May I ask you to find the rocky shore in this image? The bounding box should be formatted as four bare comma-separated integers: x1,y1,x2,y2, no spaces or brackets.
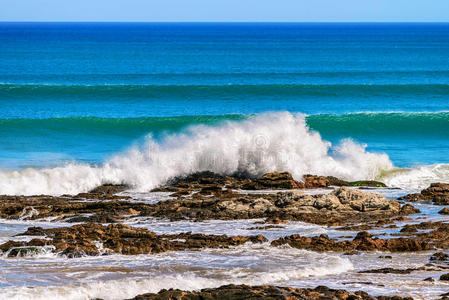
128,284,413,300
0,172,413,226
0,223,266,257
1,171,448,299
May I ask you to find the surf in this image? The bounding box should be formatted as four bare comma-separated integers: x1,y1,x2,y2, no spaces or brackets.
0,112,393,195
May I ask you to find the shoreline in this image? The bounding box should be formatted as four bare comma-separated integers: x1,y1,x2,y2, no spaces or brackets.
0,171,448,299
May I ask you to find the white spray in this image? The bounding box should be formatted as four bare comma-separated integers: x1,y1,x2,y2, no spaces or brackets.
0,112,393,196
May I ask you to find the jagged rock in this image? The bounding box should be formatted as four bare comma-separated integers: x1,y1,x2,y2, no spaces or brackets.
439,207,449,215
88,184,129,195
359,268,418,274
128,284,412,300
0,223,267,257
399,183,449,205
348,181,387,187
0,195,149,222
271,231,431,252
400,204,421,215
440,273,449,281
430,252,449,261
0,185,416,227
241,172,304,190
325,176,351,186
303,174,329,188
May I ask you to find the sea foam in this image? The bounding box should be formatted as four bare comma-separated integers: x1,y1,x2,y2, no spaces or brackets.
0,112,394,195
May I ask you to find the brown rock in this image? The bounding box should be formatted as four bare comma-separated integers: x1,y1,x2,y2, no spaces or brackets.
439,207,449,215
271,231,431,252
440,273,449,281
127,284,411,300
399,183,449,205
0,223,267,257
242,172,304,190
303,174,329,188
430,252,449,262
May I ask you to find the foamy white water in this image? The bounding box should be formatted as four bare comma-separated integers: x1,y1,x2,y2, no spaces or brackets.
381,163,449,189
0,112,394,196
0,244,353,300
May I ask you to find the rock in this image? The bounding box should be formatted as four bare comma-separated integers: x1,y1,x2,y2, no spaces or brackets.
332,187,399,212
440,273,449,281
423,277,435,282
127,284,411,300
359,268,418,274
399,183,449,205
348,180,387,187
241,172,304,190
430,252,449,262
88,184,128,195
439,207,449,215
400,204,421,215
136,186,411,226
0,223,267,257
302,174,329,188
271,231,431,252
324,176,350,186
0,185,415,227
400,225,418,233
0,195,149,222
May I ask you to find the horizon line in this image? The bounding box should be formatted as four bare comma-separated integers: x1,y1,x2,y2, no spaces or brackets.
1,21,449,24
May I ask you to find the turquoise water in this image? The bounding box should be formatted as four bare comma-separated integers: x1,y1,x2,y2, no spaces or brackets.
1,23,449,193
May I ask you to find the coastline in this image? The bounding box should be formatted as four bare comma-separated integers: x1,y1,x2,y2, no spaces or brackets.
0,171,448,299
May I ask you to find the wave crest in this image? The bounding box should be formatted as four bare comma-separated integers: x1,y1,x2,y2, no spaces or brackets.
0,112,393,196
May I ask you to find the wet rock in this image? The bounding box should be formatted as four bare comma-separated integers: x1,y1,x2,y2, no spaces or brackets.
400,225,418,233
241,172,304,190
430,252,449,262
246,225,285,230
359,268,418,274
325,176,350,186
128,284,411,300
439,207,449,215
88,184,129,195
0,192,146,222
399,183,449,205
424,277,435,282
0,184,416,227
302,174,329,188
0,223,267,257
271,231,431,252
440,273,449,281
348,180,387,187
400,204,421,215
138,186,413,226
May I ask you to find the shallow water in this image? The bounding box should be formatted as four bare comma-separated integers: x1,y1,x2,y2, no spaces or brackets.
0,188,448,299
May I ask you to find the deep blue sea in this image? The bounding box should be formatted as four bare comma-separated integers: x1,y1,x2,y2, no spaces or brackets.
1,22,449,194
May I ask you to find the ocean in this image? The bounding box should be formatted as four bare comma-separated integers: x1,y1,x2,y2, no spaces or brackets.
1,23,449,300
1,23,449,194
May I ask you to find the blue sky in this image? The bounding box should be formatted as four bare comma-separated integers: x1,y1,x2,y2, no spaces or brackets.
1,0,449,22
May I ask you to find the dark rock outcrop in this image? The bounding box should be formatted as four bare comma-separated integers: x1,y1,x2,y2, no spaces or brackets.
399,183,449,205
241,172,304,190
271,231,431,253
128,284,413,300
440,273,449,281
439,207,449,215
141,187,412,225
0,223,267,257
0,185,415,227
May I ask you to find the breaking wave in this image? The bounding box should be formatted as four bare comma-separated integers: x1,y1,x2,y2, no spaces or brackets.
0,112,393,195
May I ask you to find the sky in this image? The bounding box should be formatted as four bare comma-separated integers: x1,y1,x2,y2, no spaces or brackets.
1,0,449,22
